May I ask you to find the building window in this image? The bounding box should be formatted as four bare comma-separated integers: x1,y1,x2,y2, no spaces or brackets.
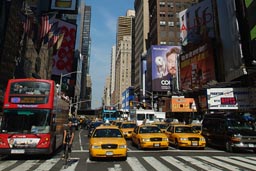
160,41,167,45
168,21,174,27
167,2,174,8
176,21,180,28
168,12,174,18
160,21,166,26
169,31,175,39
160,12,166,17
168,42,175,46
176,2,182,8
160,31,167,37
160,2,165,7
176,13,180,18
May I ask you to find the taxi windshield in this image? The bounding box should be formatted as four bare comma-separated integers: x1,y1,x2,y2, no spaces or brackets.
139,126,161,133
93,129,123,138
175,126,194,133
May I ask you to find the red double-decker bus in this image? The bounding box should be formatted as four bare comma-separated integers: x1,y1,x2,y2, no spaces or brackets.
0,79,69,155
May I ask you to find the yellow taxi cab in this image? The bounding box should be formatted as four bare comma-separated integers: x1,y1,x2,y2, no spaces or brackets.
119,121,136,139
88,124,127,161
189,123,202,134
151,121,169,132
189,120,202,134
165,124,206,149
131,124,169,150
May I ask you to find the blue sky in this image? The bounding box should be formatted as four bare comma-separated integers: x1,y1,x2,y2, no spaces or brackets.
85,0,134,109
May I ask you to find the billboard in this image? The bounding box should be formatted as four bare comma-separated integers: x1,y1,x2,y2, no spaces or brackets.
170,98,196,112
179,0,215,46
50,0,77,11
180,43,215,90
51,18,77,76
216,0,245,81
245,0,256,40
150,45,181,92
207,87,256,110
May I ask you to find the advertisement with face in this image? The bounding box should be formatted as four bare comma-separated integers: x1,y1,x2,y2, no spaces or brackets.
51,18,77,76
151,45,181,92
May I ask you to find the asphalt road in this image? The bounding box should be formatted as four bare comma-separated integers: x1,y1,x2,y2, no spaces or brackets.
0,128,255,171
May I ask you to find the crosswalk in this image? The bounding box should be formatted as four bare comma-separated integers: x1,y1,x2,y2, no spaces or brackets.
0,155,255,171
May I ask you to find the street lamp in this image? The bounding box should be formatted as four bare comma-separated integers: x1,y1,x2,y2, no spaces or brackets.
141,89,154,109
59,71,82,95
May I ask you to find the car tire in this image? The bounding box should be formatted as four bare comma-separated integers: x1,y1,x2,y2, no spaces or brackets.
131,139,136,146
89,153,95,161
122,156,127,161
175,139,179,149
138,141,143,150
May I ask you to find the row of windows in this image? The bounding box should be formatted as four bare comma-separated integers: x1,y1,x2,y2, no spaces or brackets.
160,12,181,18
160,21,180,27
159,1,194,9
160,41,180,46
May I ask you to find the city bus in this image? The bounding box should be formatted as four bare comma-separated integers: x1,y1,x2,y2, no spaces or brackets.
102,106,117,122
0,79,69,155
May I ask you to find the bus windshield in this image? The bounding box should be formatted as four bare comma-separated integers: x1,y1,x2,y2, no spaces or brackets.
10,81,50,95
1,109,51,134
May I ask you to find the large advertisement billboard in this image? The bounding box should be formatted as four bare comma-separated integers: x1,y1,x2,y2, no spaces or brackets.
179,0,215,46
207,88,256,110
216,0,245,81
51,18,76,76
180,43,215,90
170,98,197,112
151,45,181,92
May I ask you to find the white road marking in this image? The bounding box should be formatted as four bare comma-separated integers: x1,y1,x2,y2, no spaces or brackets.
143,156,171,171
161,156,197,171
197,156,241,171
126,157,147,171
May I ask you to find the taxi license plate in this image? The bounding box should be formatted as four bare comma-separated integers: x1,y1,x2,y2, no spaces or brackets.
106,151,113,156
154,143,160,147
11,149,25,154
192,141,198,146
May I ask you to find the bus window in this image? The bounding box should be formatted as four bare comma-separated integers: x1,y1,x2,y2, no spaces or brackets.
1,109,51,133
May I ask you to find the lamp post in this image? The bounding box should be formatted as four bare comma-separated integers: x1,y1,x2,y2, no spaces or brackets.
141,89,154,110
59,71,82,95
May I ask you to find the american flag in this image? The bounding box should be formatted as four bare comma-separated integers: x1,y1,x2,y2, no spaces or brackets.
48,27,61,48
40,15,51,40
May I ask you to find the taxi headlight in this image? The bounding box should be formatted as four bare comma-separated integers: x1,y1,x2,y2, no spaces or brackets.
179,137,188,141
200,137,205,141
162,138,168,141
119,144,127,148
91,145,101,149
142,138,150,142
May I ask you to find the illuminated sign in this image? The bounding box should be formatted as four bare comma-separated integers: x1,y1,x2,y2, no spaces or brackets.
220,97,236,105
207,88,256,109
10,96,48,104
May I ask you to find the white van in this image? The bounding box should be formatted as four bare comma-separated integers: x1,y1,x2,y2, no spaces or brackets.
129,109,155,125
